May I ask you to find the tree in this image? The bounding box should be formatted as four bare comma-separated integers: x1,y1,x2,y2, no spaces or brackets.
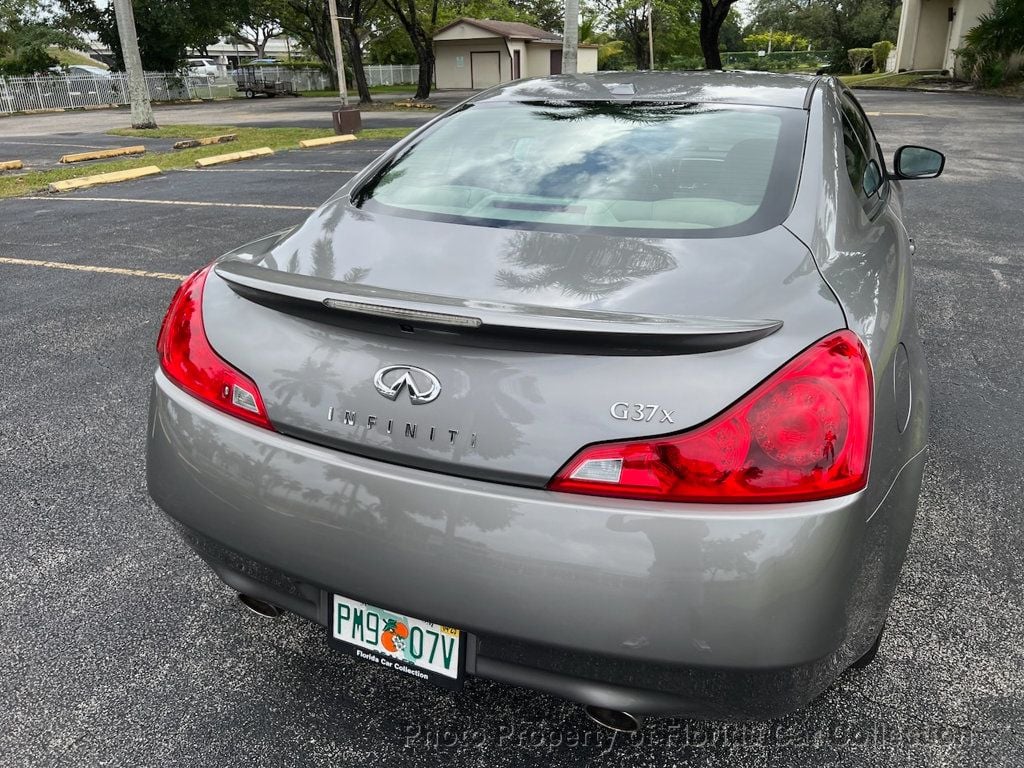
280,0,375,103
742,30,809,52
378,0,438,99
579,11,624,68
697,0,739,69
60,0,234,71
589,0,651,70
716,7,743,51
1,1,79,75
229,0,286,59
744,0,900,65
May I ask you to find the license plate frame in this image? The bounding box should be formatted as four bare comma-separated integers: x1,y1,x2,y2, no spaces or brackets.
328,593,465,690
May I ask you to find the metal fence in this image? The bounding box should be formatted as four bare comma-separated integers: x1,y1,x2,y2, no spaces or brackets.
363,64,419,86
0,68,332,114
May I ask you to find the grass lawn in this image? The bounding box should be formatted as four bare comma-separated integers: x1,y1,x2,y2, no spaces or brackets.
839,72,929,88
0,123,414,199
48,47,109,69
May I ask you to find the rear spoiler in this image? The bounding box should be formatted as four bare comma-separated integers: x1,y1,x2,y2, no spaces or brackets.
214,260,782,355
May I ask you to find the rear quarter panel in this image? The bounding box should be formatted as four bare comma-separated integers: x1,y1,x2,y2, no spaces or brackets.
784,81,929,518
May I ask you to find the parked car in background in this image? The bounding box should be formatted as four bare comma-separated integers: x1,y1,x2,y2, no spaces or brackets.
147,71,945,730
49,64,111,78
187,58,222,78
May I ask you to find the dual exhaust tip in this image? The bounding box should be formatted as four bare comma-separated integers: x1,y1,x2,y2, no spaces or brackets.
237,593,643,733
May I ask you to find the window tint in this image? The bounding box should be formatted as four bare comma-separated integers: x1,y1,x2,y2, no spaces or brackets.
357,101,805,237
840,113,870,194
840,91,886,207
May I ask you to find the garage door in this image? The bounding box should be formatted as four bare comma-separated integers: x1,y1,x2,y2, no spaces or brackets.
471,52,501,89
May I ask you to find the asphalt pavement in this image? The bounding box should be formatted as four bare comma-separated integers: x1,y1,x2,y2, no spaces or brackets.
0,90,1022,768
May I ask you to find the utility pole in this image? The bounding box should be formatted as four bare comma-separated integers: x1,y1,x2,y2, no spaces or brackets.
561,0,579,75
326,0,349,107
111,0,155,128
647,1,655,70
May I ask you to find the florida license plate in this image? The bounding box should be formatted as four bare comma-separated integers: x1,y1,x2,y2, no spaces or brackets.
330,594,464,689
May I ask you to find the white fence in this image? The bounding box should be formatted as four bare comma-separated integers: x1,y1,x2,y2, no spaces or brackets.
0,65,420,115
363,64,419,86
0,68,329,114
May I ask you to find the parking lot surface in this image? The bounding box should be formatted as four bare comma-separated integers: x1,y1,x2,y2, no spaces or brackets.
1,90,1022,767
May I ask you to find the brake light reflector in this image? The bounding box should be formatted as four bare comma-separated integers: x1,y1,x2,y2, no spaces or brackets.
157,264,274,430
549,331,872,503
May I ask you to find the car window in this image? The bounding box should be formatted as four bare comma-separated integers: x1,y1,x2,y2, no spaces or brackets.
839,91,887,209
357,101,806,238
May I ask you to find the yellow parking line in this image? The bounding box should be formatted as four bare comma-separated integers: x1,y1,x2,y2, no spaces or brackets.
0,256,186,281
22,196,316,211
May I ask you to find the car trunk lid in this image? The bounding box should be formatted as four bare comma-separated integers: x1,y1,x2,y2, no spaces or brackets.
201,209,845,485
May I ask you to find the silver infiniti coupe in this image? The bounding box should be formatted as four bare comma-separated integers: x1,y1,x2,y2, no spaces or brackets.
147,72,944,728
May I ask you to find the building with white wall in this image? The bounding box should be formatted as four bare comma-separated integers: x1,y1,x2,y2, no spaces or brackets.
433,18,599,90
893,0,992,72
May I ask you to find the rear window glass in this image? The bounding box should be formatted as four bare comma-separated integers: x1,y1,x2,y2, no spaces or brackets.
356,101,805,237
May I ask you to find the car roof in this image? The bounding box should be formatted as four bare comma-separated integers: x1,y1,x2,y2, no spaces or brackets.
474,71,819,110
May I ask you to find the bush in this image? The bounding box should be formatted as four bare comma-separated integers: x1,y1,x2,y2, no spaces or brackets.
721,50,829,71
665,55,706,70
956,0,1024,86
742,32,811,53
847,48,873,74
872,41,894,73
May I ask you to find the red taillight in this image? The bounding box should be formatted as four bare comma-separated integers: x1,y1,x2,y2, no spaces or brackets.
157,264,274,430
548,331,873,504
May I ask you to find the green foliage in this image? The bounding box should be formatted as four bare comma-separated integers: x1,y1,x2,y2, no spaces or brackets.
722,49,828,71
59,0,238,71
717,8,744,52
579,12,625,68
847,46,872,73
742,31,810,52
745,0,900,70
956,0,1024,86
871,40,892,72
1,1,80,75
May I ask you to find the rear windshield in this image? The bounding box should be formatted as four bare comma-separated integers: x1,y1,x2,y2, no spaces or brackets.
356,101,806,238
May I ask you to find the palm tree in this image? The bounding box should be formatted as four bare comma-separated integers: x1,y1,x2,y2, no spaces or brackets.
579,13,625,69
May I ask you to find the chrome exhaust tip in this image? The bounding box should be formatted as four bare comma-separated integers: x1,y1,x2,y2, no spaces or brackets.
584,705,644,734
237,593,282,618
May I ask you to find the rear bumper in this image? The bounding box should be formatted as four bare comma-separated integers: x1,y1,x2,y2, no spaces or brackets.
147,371,903,718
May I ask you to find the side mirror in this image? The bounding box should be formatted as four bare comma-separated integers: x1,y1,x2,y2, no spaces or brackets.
894,146,945,180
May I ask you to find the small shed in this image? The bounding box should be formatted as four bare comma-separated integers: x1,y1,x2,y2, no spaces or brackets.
433,18,599,90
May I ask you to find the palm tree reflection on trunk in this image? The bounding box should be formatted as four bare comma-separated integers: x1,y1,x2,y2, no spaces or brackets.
496,230,676,300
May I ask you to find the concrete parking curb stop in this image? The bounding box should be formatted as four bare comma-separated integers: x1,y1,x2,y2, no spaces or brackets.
0,160,24,172
47,165,162,193
195,147,274,167
299,135,357,148
173,134,238,150
59,146,146,164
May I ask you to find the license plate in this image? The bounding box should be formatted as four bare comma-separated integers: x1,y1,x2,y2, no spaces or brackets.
330,594,464,689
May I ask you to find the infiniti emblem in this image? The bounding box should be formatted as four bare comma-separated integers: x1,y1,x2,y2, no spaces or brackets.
373,365,442,404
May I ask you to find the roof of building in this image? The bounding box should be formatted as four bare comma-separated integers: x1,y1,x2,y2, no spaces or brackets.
471,71,822,110
434,18,562,42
